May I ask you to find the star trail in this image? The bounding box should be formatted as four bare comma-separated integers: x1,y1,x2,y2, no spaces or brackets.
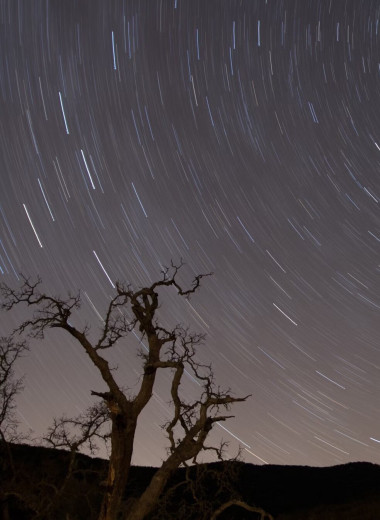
0,0,379,467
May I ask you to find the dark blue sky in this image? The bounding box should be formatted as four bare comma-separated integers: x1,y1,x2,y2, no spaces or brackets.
0,0,379,466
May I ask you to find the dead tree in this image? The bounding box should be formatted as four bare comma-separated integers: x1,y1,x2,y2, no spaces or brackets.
0,336,28,475
32,403,110,519
0,336,28,444
1,262,250,520
0,336,29,520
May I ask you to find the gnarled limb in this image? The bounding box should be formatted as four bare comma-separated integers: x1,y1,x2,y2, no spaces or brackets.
211,500,274,520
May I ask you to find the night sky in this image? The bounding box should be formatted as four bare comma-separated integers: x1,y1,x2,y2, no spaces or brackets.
0,0,379,468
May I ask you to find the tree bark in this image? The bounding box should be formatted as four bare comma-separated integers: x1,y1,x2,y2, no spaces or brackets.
98,414,136,520
125,438,199,520
125,459,178,520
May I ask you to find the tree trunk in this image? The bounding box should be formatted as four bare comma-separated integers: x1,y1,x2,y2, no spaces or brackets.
125,447,192,520
124,466,172,520
98,415,136,520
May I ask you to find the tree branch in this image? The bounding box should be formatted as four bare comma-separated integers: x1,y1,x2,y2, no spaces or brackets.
95,293,136,350
211,500,274,520
44,401,110,454
0,336,28,442
1,275,81,339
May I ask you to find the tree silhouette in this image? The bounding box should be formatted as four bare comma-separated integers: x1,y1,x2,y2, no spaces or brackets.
1,262,249,520
0,336,29,519
0,336,27,445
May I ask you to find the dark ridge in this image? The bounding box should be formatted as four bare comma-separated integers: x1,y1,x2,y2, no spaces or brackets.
1,442,379,519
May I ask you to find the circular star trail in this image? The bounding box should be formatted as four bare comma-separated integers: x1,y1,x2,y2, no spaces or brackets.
0,0,379,467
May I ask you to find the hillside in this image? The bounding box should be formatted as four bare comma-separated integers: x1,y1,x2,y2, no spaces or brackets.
1,443,379,519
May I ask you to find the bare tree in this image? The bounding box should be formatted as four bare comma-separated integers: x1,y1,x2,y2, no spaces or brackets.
1,262,249,520
0,336,29,520
0,335,28,482
21,402,110,520
0,336,28,444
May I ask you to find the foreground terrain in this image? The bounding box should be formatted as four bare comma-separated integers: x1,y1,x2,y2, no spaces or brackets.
1,443,379,519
